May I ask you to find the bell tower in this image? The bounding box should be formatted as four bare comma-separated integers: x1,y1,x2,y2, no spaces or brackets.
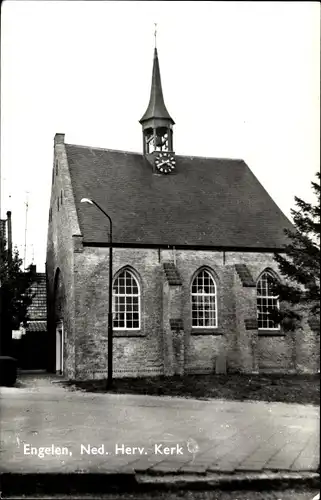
139,33,176,174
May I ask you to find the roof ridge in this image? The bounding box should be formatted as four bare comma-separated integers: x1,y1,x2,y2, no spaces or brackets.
65,143,143,156
176,153,244,162
66,143,244,162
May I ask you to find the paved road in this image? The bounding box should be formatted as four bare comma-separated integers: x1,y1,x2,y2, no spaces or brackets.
0,373,319,474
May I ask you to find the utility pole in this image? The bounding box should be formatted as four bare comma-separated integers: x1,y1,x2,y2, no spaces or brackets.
23,192,29,270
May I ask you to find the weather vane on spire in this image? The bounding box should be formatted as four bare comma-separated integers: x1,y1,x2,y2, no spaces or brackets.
154,23,157,48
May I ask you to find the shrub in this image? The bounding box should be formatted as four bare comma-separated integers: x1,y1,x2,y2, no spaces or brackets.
0,356,17,386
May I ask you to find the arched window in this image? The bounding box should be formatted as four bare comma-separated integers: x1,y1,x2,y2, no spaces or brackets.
113,269,140,330
191,269,217,328
257,271,279,329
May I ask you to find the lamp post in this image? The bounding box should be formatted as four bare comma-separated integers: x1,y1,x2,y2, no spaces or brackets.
80,198,113,390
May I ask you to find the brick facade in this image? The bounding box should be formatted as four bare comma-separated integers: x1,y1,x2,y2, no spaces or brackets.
46,140,319,379
46,134,82,378
47,227,319,378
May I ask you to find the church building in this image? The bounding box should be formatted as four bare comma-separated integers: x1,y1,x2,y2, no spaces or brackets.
46,46,319,379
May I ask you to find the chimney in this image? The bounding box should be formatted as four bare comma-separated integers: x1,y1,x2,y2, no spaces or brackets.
29,264,37,275
54,133,65,145
6,211,12,263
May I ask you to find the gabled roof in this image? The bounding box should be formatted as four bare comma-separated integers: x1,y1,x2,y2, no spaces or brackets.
27,321,47,332
66,143,293,249
27,273,47,320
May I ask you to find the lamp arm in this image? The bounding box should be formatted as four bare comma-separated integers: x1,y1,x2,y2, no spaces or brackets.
91,200,112,237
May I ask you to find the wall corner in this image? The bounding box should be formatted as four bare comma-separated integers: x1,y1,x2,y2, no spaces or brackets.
72,235,84,253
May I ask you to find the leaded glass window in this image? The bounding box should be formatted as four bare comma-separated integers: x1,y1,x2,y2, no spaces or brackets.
191,269,217,328
257,271,279,329
113,269,140,329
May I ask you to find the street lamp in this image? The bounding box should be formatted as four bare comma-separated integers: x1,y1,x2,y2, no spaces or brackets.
80,198,113,390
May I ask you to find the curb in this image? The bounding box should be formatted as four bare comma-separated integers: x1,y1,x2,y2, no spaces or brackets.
137,471,320,490
1,471,319,496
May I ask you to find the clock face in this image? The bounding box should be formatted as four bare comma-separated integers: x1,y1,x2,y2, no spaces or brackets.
155,151,176,174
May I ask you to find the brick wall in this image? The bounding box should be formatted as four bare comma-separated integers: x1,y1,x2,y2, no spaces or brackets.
73,247,164,379
46,135,82,378
47,151,319,378
257,336,294,373
295,317,320,373
226,252,295,373
233,264,257,373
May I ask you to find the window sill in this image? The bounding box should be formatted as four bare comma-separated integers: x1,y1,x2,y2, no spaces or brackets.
258,329,285,337
114,330,145,338
191,328,223,336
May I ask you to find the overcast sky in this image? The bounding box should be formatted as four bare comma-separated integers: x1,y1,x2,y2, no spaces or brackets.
1,1,320,272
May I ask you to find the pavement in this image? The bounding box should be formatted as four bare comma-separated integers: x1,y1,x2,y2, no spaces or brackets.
0,372,319,494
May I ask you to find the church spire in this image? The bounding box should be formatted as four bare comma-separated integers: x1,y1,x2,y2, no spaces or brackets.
139,48,174,124
140,40,175,156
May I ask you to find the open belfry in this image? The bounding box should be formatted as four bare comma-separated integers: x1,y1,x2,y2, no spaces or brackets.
46,35,319,379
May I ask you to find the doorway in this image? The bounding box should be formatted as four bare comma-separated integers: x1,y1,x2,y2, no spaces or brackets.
55,322,64,374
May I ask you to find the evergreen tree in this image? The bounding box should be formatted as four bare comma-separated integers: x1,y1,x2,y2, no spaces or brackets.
273,172,320,328
0,245,34,354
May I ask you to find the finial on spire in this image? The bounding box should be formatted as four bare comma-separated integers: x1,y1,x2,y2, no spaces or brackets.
154,23,157,48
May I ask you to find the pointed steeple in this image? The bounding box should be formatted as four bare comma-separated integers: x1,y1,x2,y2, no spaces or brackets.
140,46,175,156
140,48,174,124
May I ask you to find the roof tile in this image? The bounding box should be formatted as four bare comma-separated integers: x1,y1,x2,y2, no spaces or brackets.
244,318,258,330
27,321,47,332
235,264,256,287
163,263,182,286
170,319,184,331
27,273,47,320
66,144,294,249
